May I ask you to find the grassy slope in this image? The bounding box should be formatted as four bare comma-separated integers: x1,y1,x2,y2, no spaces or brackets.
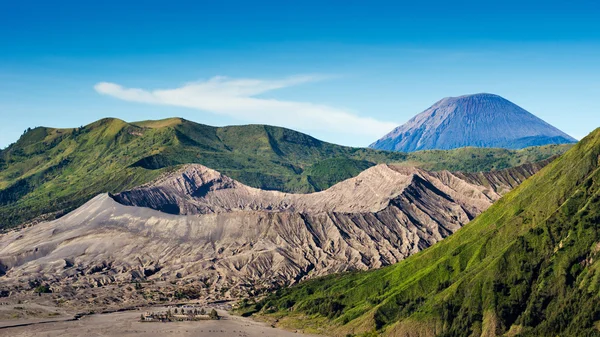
0,117,570,230
246,128,600,337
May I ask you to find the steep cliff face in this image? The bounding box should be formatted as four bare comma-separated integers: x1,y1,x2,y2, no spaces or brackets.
370,93,576,152
0,162,549,300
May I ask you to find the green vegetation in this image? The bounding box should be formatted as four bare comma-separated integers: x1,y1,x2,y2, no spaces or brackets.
0,117,570,230
34,284,51,294
246,127,600,336
302,158,376,191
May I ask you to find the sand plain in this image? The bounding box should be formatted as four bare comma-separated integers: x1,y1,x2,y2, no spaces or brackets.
0,305,318,337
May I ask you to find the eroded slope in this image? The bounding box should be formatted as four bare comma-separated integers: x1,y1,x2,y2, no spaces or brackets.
0,162,547,303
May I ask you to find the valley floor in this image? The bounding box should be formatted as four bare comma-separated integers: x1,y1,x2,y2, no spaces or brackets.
0,303,320,337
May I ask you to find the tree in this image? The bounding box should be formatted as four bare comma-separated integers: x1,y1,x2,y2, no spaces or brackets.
209,309,219,320
140,314,144,321
174,308,178,314
199,308,206,315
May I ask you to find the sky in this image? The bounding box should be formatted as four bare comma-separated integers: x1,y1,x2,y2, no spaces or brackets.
1,0,600,148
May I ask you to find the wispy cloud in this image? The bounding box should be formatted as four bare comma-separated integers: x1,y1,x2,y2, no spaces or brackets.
94,75,397,137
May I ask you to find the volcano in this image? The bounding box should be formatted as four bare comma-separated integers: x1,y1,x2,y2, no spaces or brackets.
370,93,576,152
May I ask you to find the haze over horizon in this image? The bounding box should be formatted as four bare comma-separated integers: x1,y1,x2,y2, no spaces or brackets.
1,1,600,148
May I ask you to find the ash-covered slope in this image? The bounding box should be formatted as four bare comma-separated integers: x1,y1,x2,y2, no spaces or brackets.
0,162,548,300
370,93,576,152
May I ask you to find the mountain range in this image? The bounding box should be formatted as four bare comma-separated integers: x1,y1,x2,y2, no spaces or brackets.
0,117,569,230
0,109,593,337
370,93,577,152
249,127,600,337
0,160,547,304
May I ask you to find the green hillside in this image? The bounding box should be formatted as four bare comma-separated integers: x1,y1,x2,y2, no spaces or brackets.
0,117,570,230
244,127,600,337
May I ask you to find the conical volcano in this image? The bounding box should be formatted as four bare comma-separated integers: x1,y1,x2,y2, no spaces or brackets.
370,93,576,152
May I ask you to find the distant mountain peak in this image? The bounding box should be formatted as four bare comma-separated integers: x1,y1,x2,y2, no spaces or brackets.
370,93,576,152
439,93,501,101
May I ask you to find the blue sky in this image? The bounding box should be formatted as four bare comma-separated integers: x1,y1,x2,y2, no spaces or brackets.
1,0,599,148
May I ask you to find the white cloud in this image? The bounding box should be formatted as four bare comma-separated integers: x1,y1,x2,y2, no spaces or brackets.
94,75,397,137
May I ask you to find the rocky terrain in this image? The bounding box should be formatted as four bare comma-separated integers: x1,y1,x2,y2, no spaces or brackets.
370,93,576,152
0,161,549,303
